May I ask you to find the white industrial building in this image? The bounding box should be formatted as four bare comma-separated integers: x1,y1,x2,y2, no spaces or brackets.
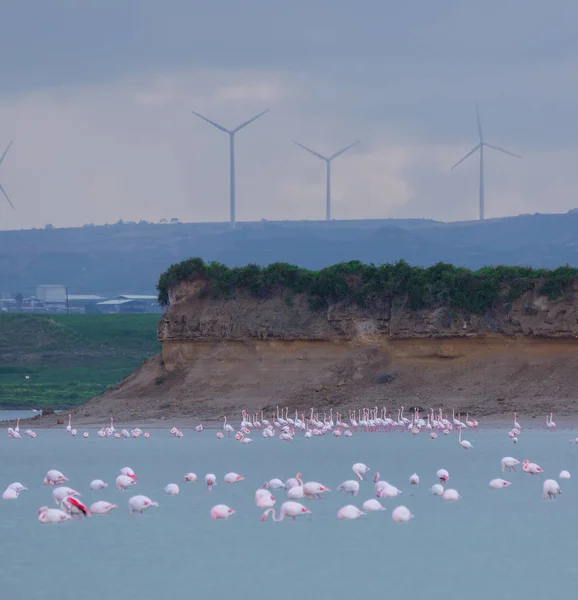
36,285,67,304
93,294,160,313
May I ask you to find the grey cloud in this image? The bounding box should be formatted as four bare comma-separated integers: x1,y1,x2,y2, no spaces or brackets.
1,2,578,228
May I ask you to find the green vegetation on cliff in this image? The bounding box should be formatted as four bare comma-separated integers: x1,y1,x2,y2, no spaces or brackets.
0,314,160,408
157,257,578,313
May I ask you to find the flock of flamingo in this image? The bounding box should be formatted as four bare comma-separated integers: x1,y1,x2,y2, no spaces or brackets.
3,406,571,523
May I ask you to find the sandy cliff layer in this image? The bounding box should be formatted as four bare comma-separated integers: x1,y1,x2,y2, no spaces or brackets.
44,278,576,425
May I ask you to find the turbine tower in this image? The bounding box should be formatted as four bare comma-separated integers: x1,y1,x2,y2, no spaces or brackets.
293,140,360,221
191,109,268,229
0,141,14,210
451,105,521,220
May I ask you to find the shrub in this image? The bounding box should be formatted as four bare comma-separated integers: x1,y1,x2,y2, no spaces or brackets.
156,258,578,314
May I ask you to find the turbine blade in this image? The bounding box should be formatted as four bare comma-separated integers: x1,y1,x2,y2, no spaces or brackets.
293,141,328,161
191,111,230,134
450,144,480,170
330,140,361,161
476,103,483,141
0,141,13,168
232,109,269,133
484,143,522,159
0,184,15,209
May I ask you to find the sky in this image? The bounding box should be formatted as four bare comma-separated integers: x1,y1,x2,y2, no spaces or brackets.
1,0,578,230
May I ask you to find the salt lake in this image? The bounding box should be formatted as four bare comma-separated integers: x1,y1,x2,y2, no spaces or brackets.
0,424,576,600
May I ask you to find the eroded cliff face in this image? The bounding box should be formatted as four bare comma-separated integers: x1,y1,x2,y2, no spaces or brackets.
145,278,578,417
159,278,578,349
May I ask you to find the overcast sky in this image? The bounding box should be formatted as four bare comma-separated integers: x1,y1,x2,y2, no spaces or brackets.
1,1,577,230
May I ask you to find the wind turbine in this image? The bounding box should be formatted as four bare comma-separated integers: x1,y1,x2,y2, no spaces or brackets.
0,141,14,210
191,109,268,229
293,140,360,221
451,105,521,220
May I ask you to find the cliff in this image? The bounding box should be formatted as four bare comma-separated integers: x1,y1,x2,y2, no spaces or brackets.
159,278,578,344
40,261,578,425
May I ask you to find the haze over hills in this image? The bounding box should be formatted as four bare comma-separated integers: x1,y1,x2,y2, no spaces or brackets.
1,211,577,297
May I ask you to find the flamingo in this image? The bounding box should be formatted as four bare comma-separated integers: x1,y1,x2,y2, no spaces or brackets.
489,479,512,489
352,463,370,480
377,484,401,499
559,470,571,479
89,501,117,514
61,497,90,518
303,480,331,500
501,457,520,472
373,472,390,495
409,473,419,485
546,413,556,431
90,479,107,490
287,473,305,499
65,414,72,434
362,499,386,511
2,488,19,499
184,473,198,482
164,484,180,495
514,412,521,430
431,484,444,496
263,478,285,490
542,479,561,499
458,427,473,449
223,416,234,438
391,506,413,522
116,475,136,490
128,495,158,514
223,472,244,484
38,506,71,524
210,504,235,519
337,505,365,520
443,489,460,501
522,459,543,475
436,469,449,483
260,501,311,521
255,489,276,508
205,474,217,491
337,480,360,496
43,470,68,486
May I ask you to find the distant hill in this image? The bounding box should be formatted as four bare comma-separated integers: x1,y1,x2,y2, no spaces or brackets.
1,212,577,296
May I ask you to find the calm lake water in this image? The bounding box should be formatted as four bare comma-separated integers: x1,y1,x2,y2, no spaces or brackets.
0,426,576,600
0,409,42,422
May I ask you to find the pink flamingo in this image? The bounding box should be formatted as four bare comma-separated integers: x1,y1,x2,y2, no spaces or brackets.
261,501,311,521
210,504,235,519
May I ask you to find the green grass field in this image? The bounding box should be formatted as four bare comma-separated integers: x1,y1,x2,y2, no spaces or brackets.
0,313,161,408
